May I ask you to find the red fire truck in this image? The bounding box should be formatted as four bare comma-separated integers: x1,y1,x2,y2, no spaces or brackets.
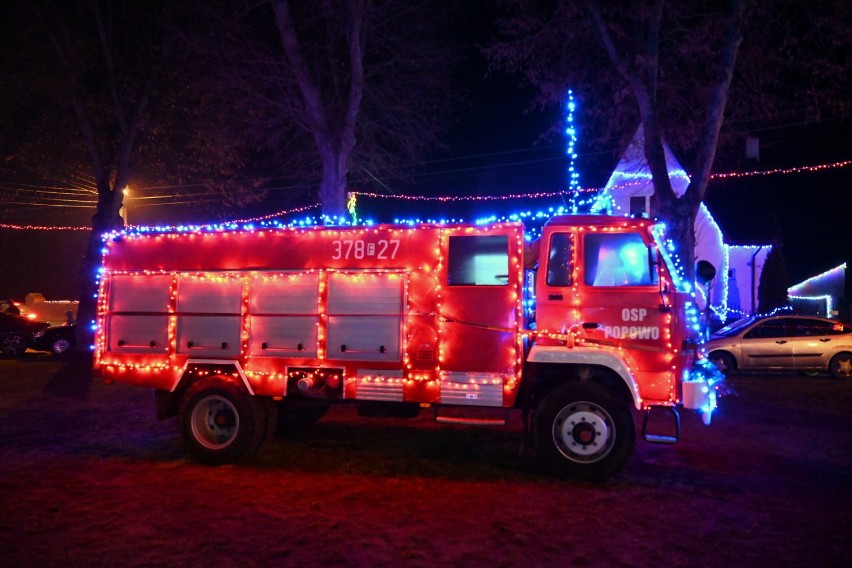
94,215,719,480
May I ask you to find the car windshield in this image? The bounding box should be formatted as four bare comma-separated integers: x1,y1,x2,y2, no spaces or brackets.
713,316,758,337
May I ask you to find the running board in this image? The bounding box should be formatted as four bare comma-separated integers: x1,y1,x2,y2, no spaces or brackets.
435,415,507,426
642,406,680,444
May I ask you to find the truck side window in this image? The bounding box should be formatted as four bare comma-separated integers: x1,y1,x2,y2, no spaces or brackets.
584,233,655,287
447,235,509,286
546,233,573,286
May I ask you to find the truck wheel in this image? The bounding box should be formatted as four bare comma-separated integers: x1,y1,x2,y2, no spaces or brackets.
533,382,635,482
178,377,268,465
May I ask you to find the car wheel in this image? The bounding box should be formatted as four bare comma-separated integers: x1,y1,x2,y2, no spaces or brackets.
828,352,852,379
178,376,270,465
1,333,27,357
50,337,73,357
709,351,736,376
533,381,635,482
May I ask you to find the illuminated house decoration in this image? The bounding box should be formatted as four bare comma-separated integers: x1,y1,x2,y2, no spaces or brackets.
788,262,849,319
595,126,777,321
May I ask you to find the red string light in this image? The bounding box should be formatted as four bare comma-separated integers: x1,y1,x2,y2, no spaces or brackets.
2,160,848,230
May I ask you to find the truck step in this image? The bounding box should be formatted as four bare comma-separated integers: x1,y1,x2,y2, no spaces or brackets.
642,405,681,444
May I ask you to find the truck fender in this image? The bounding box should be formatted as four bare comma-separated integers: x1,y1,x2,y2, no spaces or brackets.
154,361,257,421
171,359,255,395
526,344,642,409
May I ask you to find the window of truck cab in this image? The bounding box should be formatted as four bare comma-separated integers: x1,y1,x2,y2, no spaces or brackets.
545,232,573,287
447,235,509,286
583,232,657,287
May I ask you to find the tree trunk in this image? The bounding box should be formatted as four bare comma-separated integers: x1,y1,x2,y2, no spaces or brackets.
319,148,349,218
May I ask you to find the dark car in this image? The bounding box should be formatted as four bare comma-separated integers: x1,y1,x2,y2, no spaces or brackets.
30,324,76,357
702,315,852,379
0,312,50,356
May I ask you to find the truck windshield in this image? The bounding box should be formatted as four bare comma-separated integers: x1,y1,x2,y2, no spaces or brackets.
650,223,691,293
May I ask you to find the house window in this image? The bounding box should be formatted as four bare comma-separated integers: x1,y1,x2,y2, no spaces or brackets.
447,235,509,286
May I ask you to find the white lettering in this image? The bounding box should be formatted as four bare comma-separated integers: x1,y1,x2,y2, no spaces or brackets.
332,239,401,260
602,325,660,340
621,308,648,322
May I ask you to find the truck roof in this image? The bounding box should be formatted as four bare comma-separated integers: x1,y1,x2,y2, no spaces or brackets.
544,215,656,228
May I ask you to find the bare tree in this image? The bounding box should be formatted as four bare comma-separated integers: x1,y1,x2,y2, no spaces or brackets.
487,0,850,278
6,1,261,349
193,0,463,217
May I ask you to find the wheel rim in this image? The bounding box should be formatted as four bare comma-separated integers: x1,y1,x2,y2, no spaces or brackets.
2,334,25,355
832,355,852,378
190,395,240,449
552,401,614,463
52,339,72,354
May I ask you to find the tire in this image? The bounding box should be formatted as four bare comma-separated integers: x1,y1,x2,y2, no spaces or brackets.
709,351,736,376
178,376,269,465
533,382,635,482
1,333,27,357
829,352,852,379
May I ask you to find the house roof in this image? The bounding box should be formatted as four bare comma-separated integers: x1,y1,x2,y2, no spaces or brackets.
604,126,780,247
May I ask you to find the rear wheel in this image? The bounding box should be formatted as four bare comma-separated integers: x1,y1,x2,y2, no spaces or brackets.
178,377,269,465
50,337,73,357
829,352,852,379
709,351,736,376
533,382,635,481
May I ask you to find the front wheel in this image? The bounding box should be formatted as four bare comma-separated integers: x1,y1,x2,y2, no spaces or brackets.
533,382,635,481
829,352,852,379
1,333,26,357
178,377,271,465
709,351,736,376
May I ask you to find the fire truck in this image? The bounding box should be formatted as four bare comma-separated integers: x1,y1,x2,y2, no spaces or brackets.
94,215,719,480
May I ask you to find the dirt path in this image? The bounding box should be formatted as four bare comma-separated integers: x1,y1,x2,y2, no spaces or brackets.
2,355,851,567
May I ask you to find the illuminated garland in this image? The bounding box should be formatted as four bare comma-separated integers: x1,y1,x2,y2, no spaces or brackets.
789,294,833,316
788,262,846,295
4,160,849,231
564,90,585,214
0,223,90,231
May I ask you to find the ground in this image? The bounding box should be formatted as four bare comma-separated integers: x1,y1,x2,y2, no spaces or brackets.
1,354,851,567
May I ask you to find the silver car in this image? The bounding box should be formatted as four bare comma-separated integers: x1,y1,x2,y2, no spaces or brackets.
703,315,852,379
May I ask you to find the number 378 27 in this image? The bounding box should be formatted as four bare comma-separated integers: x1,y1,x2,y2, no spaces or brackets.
331,239,400,260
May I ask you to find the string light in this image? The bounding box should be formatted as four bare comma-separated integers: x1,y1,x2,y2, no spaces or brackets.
3,160,848,231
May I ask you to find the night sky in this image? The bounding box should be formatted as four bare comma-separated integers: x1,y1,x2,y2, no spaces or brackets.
0,3,849,299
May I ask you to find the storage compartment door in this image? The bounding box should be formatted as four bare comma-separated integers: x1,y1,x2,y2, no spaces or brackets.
176,275,243,358
106,274,172,354
248,272,319,357
326,272,404,362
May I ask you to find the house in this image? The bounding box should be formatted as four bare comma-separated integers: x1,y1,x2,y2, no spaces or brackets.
788,262,850,321
593,126,779,322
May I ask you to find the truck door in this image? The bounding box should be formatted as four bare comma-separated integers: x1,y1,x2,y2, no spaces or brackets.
575,231,669,365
